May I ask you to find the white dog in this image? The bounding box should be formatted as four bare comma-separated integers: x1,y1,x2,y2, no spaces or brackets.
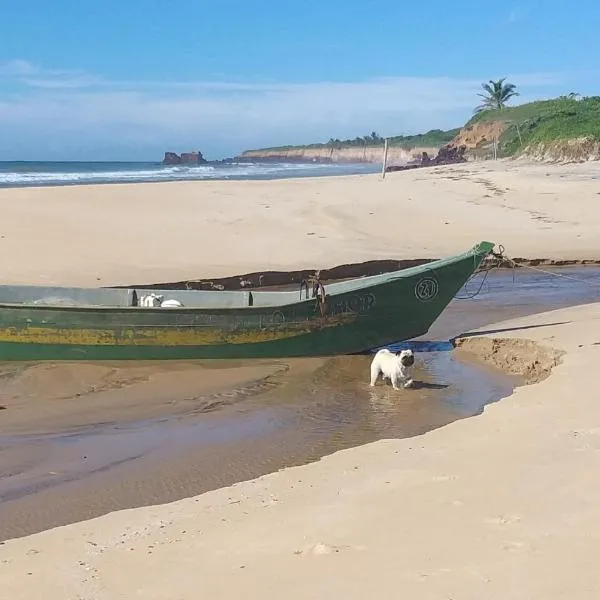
370,348,414,390
139,293,184,308
160,298,184,308
139,293,163,307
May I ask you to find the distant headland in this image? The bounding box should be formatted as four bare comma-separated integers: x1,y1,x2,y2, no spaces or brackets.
235,95,600,165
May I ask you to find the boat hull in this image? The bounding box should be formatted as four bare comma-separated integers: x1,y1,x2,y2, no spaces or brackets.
0,242,494,360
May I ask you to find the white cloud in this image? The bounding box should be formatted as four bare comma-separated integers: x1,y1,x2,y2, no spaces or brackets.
0,59,101,90
0,59,39,76
0,60,566,160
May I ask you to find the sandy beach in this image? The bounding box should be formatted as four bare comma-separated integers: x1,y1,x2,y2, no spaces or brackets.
1,159,600,597
0,303,599,598
0,159,599,287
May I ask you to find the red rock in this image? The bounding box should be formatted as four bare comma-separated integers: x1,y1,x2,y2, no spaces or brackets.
163,152,181,165
180,151,207,165
162,151,208,165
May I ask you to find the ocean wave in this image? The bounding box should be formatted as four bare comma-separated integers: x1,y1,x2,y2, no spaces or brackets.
0,165,214,186
0,161,379,188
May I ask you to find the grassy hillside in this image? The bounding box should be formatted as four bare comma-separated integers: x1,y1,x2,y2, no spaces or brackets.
466,95,600,157
243,95,600,160
387,128,460,149
247,128,460,153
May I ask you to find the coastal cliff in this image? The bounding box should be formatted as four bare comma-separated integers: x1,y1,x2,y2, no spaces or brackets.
238,96,600,166
237,128,457,164
450,96,600,161
238,145,439,164
518,138,600,162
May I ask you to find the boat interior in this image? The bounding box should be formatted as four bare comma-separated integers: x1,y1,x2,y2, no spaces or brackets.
0,271,396,309
0,248,476,309
0,267,428,309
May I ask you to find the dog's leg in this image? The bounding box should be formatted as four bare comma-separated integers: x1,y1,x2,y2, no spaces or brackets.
391,373,401,390
402,367,414,388
370,362,381,387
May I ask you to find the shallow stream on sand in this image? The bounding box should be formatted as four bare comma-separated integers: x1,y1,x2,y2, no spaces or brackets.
0,266,598,540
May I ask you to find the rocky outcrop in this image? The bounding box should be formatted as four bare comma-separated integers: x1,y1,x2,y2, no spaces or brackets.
162,151,208,165
431,145,468,164
163,152,181,165
385,144,467,173
237,146,440,165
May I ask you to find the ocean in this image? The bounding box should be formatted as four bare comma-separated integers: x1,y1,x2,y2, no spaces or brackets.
0,161,380,188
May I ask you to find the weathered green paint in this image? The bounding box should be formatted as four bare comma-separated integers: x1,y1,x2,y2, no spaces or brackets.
0,242,494,360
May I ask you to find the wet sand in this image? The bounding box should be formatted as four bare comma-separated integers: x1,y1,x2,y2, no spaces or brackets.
2,302,599,600
1,266,598,541
0,353,516,540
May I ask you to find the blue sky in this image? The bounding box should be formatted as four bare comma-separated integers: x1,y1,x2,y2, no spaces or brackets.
0,0,597,160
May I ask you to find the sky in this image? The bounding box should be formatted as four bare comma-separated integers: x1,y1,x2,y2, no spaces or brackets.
0,0,598,161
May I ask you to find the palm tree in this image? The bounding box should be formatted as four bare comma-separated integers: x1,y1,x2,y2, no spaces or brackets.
474,78,519,113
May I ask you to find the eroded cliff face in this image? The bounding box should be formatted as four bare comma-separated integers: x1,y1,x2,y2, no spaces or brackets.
449,121,508,149
517,137,600,162
449,121,600,163
446,121,509,160
238,146,440,165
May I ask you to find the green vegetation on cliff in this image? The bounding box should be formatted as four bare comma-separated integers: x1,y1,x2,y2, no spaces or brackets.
242,94,600,161
387,128,460,149
468,95,600,157
246,128,459,153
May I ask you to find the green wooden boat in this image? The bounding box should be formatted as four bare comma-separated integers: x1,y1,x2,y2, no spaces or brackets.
0,241,495,361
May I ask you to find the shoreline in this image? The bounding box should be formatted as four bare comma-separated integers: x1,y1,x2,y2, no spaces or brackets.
0,160,380,190
0,167,380,191
1,303,599,597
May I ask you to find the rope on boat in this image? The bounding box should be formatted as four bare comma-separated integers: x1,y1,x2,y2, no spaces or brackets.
300,276,328,315
456,244,600,300
455,268,494,300
505,261,600,288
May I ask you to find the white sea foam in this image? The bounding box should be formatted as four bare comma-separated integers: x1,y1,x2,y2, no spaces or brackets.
0,161,377,187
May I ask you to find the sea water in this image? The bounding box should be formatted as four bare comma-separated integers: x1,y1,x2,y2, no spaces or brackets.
0,160,380,188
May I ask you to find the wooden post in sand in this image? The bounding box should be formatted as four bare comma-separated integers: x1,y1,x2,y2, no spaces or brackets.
516,122,523,146
493,136,498,160
381,138,389,179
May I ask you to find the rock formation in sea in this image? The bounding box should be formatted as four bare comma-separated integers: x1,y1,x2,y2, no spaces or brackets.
162,151,207,165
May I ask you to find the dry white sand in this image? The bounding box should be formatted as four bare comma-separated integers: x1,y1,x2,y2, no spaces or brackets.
1,303,599,598
0,159,599,287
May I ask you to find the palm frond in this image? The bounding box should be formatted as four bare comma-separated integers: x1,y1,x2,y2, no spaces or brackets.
474,78,520,112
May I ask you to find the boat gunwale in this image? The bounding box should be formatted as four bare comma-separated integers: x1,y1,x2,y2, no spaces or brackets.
0,242,495,312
